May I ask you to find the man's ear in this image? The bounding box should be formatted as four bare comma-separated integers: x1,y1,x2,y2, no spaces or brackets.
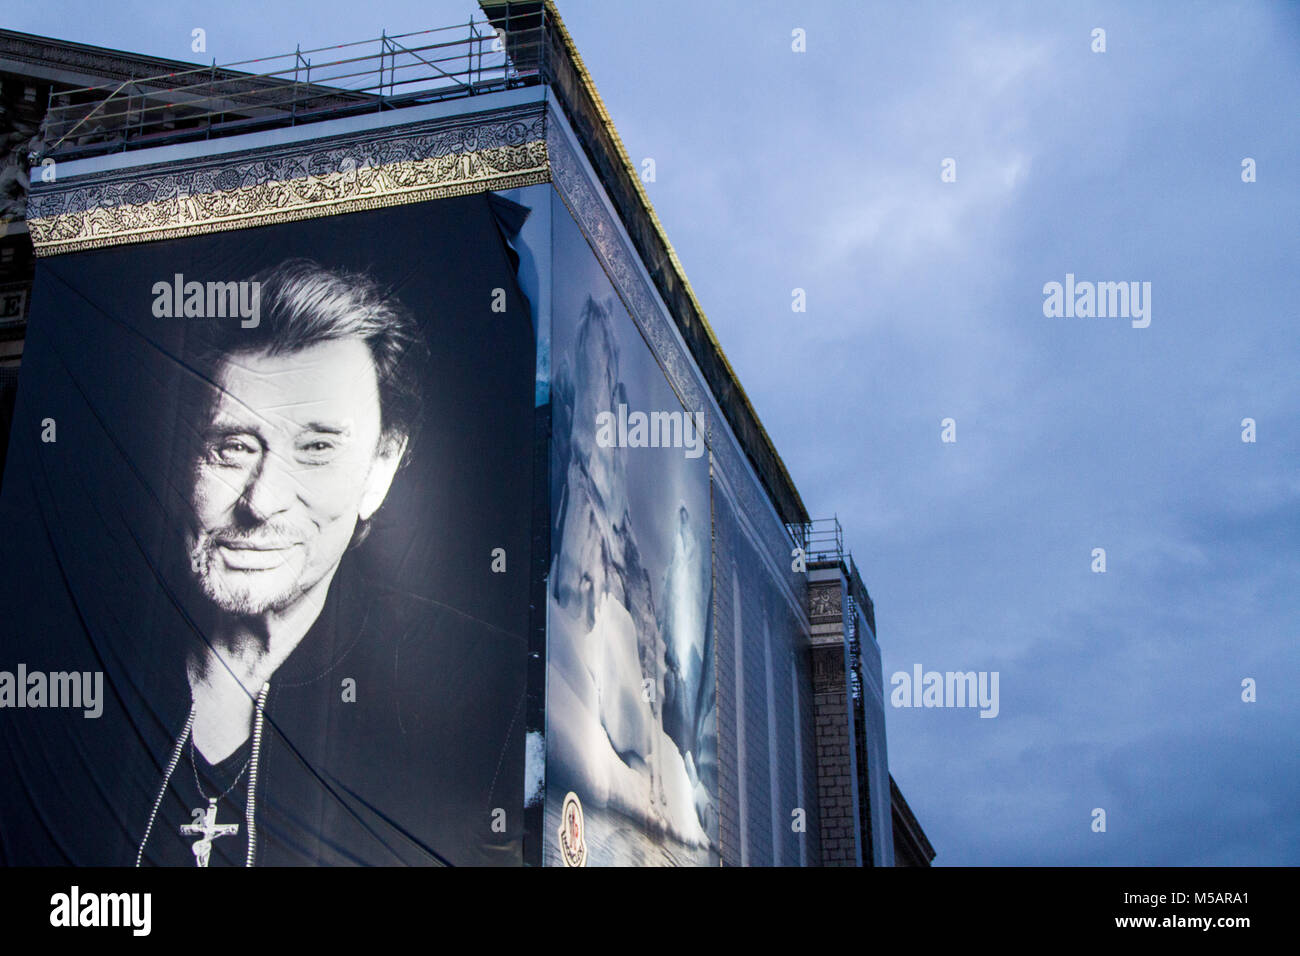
358,431,409,522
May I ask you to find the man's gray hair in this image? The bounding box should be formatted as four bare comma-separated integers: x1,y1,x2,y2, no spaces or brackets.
190,257,427,464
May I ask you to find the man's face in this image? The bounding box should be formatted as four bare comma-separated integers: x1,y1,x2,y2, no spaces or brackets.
186,338,406,617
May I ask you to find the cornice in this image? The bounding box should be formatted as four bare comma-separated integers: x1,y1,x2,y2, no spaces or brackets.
26,104,547,255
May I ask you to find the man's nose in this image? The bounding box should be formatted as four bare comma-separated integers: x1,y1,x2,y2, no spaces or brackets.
239,449,298,522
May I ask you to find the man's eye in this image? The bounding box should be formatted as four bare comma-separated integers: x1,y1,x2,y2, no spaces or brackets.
208,438,257,465
298,439,338,461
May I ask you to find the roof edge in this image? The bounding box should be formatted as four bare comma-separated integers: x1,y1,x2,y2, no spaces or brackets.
481,0,809,526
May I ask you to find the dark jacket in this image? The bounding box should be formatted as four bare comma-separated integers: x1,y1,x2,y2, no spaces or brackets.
2,555,526,867
141,555,526,867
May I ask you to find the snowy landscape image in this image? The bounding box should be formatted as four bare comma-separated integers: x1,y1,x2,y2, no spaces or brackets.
543,209,717,865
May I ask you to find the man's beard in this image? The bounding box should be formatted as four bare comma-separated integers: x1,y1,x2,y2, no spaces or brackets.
187,521,314,616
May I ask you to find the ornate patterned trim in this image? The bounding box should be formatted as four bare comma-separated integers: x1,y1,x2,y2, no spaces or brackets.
809,584,843,622
27,109,548,255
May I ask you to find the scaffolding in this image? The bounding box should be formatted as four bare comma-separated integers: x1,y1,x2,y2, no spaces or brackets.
790,512,877,660
37,15,551,162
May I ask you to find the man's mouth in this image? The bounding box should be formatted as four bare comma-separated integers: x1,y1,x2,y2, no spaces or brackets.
214,540,299,571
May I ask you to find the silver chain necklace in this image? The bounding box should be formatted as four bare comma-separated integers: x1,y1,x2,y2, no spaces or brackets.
136,682,270,868
190,736,251,803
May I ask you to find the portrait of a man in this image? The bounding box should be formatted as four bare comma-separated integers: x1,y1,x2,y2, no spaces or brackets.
127,256,526,867
179,260,422,773
0,196,536,867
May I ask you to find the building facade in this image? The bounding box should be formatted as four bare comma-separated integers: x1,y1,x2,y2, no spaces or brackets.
0,1,930,866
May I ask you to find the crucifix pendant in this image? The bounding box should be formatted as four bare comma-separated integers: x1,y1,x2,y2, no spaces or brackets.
180,797,239,867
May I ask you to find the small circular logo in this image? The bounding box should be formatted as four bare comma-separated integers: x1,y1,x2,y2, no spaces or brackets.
558,791,587,867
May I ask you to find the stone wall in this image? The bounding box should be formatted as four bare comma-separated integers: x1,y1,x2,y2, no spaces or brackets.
813,639,859,865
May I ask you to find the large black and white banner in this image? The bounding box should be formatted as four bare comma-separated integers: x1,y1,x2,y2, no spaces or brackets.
0,195,535,866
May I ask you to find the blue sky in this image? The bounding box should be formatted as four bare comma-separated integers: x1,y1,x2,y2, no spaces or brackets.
16,0,1299,864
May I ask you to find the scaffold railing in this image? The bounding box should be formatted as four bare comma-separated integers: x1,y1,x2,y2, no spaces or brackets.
789,515,877,635
37,15,550,162
788,515,844,565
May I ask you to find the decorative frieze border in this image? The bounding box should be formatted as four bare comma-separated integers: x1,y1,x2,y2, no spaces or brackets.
809,583,844,623
27,107,548,255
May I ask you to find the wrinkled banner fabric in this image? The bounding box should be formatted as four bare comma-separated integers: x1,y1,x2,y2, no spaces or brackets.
0,195,534,866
